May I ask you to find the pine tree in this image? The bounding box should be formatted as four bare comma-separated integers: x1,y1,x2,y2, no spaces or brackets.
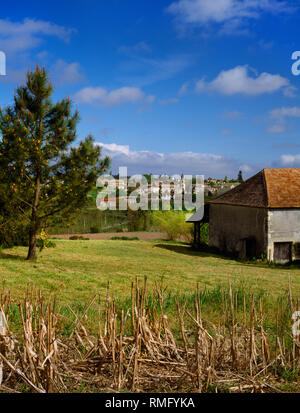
0,66,110,260
238,170,244,183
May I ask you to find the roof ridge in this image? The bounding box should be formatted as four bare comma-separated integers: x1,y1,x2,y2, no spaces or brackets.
209,169,267,208
262,169,270,208
210,170,260,201
209,168,300,208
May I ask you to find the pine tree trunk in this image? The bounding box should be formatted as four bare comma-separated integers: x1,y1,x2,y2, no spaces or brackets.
26,175,41,261
27,226,37,260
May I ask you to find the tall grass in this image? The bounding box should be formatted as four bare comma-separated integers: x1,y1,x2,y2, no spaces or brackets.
0,278,300,393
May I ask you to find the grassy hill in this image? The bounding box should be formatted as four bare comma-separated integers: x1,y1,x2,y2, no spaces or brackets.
1,238,300,304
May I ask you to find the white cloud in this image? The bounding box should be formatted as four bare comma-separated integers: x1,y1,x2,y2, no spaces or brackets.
75,87,107,104
145,95,156,104
159,98,179,105
118,42,152,55
267,106,300,134
74,86,155,107
239,163,254,174
50,59,85,85
99,142,131,156
272,143,300,149
279,154,300,167
195,65,294,96
96,141,256,178
282,85,297,98
167,0,293,35
102,87,144,106
195,78,207,92
272,153,300,168
0,18,74,54
222,110,243,119
119,54,193,87
0,19,75,84
97,142,300,177
178,81,189,95
270,106,300,119
267,123,286,134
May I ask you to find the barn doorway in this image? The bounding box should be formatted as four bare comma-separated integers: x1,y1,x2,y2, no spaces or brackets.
274,242,292,264
245,238,256,259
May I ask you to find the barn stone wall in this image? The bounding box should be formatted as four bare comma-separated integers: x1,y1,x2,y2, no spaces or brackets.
267,209,300,261
209,204,268,258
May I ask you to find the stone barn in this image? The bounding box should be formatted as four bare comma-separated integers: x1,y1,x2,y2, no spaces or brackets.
188,168,300,263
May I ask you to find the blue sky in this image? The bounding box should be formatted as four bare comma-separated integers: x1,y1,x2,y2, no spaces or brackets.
1,0,300,178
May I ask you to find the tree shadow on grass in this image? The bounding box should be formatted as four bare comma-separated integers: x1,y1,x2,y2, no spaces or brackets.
0,251,26,261
154,244,300,271
154,243,233,261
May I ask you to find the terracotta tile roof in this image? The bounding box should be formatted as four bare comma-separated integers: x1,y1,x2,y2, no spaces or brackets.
209,168,300,208
209,170,267,208
264,168,300,208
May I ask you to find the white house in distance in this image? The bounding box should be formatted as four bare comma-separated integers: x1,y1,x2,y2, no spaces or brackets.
188,168,300,263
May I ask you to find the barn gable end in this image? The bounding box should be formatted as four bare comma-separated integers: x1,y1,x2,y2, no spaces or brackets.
194,168,300,263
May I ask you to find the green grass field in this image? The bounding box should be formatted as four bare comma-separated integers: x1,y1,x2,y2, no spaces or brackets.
1,238,300,379
1,238,300,304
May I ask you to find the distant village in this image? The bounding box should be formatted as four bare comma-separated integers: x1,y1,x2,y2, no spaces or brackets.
101,173,243,204
201,177,240,198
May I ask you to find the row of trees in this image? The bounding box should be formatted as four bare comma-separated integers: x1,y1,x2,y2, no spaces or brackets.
0,66,110,259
